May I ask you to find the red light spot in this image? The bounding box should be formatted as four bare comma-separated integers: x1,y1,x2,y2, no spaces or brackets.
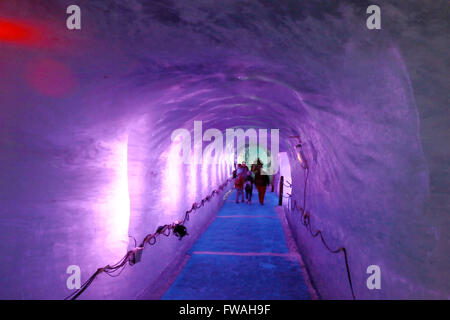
0,19,41,45
26,59,77,97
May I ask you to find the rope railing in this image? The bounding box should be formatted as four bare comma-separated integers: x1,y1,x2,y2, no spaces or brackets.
64,177,233,300
283,169,356,300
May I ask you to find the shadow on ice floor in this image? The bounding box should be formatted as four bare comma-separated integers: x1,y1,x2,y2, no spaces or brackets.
162,189,311,300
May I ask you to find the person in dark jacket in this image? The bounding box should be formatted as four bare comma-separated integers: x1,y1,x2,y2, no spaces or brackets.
244,171,254,204
253,158,270,205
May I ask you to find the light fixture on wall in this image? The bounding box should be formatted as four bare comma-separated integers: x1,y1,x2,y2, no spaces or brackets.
290,136,308,170
296,144,308,169
173,223,188,240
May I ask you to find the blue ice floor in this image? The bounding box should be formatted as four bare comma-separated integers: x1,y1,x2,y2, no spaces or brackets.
162,189,310,300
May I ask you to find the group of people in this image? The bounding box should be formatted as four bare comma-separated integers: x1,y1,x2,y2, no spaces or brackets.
233,158,271,205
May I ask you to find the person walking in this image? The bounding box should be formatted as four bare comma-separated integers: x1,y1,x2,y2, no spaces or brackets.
241,161,249,174
244,170,254,204
253,158,270,205
234,164,245,203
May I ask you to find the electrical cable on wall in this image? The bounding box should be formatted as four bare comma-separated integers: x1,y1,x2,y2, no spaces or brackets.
285,140,356,300
64,177,233,300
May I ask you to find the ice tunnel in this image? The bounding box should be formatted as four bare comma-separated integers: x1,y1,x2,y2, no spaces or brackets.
0,1,448,300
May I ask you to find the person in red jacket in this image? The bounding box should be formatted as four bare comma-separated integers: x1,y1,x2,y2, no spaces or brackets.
253,158,270,205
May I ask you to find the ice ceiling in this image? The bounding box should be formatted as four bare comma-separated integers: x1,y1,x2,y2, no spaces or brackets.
0,0,448,299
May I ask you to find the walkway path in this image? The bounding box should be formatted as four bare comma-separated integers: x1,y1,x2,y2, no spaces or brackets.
162,189,311,300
